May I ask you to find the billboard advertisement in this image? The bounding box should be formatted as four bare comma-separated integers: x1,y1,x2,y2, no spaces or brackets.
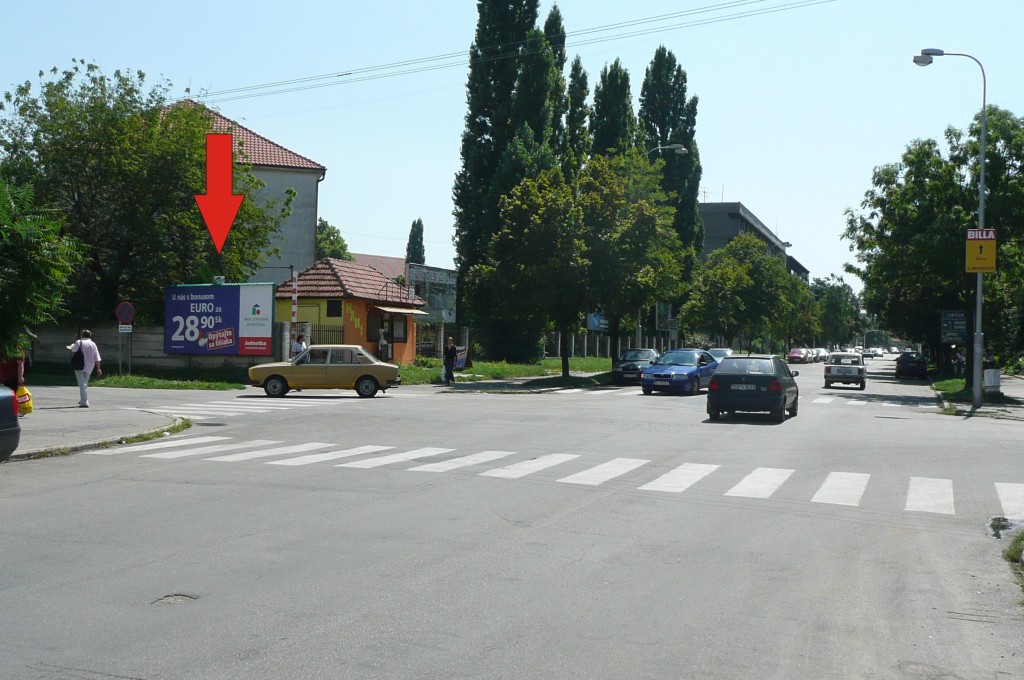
165,283,274,355
408,263,457,323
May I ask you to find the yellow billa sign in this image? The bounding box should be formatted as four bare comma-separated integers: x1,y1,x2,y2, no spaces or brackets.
966,228,996,273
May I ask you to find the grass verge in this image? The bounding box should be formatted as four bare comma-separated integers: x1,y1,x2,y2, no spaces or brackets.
399,356,611,385
932,376,1021,406
1004,529,1024,596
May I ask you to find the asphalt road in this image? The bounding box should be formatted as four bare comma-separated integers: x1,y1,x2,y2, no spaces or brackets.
2,356,1023,679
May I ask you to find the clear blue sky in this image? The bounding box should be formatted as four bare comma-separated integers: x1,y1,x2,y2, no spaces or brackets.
6,1,1023,292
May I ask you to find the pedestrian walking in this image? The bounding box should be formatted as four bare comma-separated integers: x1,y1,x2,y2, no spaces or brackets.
443,336,457,386
68,330,102,407
291,334,308,360
954,348,965,377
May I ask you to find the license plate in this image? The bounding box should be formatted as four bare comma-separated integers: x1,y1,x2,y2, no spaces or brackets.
654,381,670,386
731,384,756,390
623,372,637,378
838,368,853,374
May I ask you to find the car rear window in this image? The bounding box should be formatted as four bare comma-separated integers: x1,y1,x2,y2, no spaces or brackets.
829,354,861,366
716,358,775,375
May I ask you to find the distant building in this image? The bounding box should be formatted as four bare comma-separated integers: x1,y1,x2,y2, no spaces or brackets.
352,253,457,324
699,201,808,280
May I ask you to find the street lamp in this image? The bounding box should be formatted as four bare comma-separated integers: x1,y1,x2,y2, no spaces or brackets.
914,48,987,409
647,143,688,156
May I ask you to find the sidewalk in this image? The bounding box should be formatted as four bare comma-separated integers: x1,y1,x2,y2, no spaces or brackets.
8,385,181,460
952,371,1024,420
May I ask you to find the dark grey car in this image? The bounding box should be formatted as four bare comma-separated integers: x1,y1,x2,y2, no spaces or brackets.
0,386,21,462
706,354,799,423
611,348,659,384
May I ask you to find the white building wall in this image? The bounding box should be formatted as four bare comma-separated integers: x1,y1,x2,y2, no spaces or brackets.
249,167,321,285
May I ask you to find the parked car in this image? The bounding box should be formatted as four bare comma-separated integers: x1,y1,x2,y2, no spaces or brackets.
611,348,660,384
707,348,734,362
248,344,401,398
640,349,719,396
787,347,811,364
894,351,928,379
814,348,831,363
824,351,866,390
889,346,899,354
706,355,799,423
865,347,884,359
0,386,21,462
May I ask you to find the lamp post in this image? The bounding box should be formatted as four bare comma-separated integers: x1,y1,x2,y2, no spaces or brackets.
647,143,688,156
914,48,987,409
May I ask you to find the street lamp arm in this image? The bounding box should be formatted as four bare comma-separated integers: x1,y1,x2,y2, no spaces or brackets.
646,143,688,156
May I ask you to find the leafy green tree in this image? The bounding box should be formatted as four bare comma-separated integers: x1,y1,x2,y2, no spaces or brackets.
468,168,587,374
543,6,567,154
405,218,425,264
0,61,291,323
638,46,703,251
810,275,861,347
316,217,353,261
580,151,684,362
590,59,637,156
0,182,81,357
561,55,592,183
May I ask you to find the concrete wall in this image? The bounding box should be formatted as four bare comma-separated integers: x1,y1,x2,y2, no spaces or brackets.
250,167,321,285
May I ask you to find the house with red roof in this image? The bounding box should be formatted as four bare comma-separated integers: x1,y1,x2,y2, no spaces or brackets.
275,258,427,364
200,103,327,284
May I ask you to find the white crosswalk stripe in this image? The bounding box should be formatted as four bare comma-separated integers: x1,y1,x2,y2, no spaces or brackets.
86,435,230,455
267,445,395,466
206,442,334,462
905,477,955,514
813,397,834,404
409,450,516,472
480,453,580,479
995,483,1024,520
144,440,283,459
557,458,648,486
338,447,453,469
90,436,1018,520
639,463,719,493
724,467,795,499
811,472,870,506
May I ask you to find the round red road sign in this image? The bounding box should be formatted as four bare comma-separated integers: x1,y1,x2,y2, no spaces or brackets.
115,301,135,324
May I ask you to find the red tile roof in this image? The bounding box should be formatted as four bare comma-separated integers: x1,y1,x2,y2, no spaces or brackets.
352,253,407,281
276,258,426,307
182,100,325,171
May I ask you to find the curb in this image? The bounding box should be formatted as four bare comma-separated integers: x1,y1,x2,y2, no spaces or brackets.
9,415,191,461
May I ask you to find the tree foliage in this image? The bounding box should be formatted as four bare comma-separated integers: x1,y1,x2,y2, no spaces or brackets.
0,182,81,356
316,217,353,261
590,59,636,156
0,61,291,323
405,217,425,264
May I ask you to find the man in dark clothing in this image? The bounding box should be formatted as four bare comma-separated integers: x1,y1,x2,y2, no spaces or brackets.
443,337,457,386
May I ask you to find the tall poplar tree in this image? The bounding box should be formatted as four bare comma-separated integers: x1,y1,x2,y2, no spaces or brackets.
543,6,567,155
562,56,592,183
590,59,636,156
638,46,703,251
406,218,425,264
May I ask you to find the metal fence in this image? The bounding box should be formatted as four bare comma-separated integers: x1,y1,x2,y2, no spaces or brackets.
308,324,344,345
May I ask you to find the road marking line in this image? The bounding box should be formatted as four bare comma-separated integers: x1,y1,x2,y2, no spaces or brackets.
204,401,295,410
905,477,955,514
205,442,333,462
995,483,1024,520
409,450,517,472
122,407,213,420
882,402,902,407
848,401,867,406
267,445,395,466
811,472,870,506
557,458,649,486
87,436,230,455
813,397,834,404
553,389,583,395
724,467,795,498
337,447,454,468
638,463,720,493
144,440,283,459
480,454,580,479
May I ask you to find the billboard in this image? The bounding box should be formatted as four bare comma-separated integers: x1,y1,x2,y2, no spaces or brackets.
408,263,457,323
165,283,274,355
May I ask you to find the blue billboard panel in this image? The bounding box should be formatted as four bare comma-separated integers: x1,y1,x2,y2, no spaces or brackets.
165,284,273,355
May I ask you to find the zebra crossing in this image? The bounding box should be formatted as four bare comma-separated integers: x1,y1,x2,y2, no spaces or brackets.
86,435,1024,519
121,399,327,420
550,387,941,409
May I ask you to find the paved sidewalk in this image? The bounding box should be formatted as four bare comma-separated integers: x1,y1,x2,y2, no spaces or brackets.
7,385,181,460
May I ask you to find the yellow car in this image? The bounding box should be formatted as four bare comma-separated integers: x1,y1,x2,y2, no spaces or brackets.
248,344,400,398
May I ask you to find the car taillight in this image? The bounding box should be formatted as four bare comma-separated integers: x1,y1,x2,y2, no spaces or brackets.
824,366,832,374
709,377,719,391
769,378,782,392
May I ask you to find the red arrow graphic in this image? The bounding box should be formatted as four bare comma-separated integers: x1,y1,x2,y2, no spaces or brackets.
195,133,244,253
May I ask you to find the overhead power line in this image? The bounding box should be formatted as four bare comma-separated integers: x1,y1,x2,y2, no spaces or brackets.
192,0,836,104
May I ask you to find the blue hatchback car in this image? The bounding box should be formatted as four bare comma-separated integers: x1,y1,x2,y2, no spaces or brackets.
640,349,719,396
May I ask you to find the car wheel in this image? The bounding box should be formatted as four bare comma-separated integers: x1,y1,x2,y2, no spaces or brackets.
264,376,289,397
788,395,799,417
687,377,700,396
356,376,379,398
642,386,652,395
895,371,901,379
824,381,831,389
708,408,720,421
858,381,866,391
773,400,786,423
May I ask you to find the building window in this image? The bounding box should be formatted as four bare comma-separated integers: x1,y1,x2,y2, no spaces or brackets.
367,311,382,342
392,315,407,343
326,300,343,317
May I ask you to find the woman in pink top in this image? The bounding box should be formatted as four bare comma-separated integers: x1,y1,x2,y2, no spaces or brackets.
68,330,103,407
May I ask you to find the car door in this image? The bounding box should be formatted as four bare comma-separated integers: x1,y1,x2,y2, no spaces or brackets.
326,348,361,389
699,351,718,387
775,357,798,405
291,347,329,388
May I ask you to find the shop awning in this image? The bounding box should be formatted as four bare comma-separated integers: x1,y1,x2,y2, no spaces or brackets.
372,305,429,316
